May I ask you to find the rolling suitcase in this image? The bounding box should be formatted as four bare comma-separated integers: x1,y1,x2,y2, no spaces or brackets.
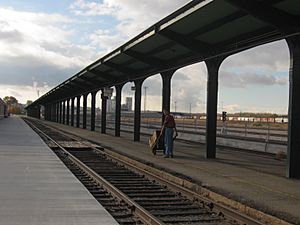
149,130,165,155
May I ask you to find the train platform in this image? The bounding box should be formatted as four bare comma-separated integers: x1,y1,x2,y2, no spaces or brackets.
0,116,119,225
38,117,300,225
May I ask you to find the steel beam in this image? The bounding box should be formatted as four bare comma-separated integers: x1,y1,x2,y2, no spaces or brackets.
161,70,176,123
89,69,117,81
105,62,135,75
90,91,97,131
134,79,144,141
51,104,56,121
286,36,300,179
205,56,226,158
71,97,75,126
68,81,87,90
190,11,247,37
56,102,59,123
115,84,124,137
62,101,66,124
59,101,62,123
159,29,211,54
66,98,70,125
77,76,98,87
224,0,299,33
47,105,50,120
44,106,47,120
61,85,80,93
124,50,164,68
44,105,48,120
76,96,80,128
101,90,107,134
82,94,88,129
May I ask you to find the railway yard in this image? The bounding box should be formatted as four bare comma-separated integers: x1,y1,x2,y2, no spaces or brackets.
102,118,288,155
1,116,297,225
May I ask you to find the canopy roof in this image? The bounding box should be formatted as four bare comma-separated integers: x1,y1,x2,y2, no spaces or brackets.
30,0,300,107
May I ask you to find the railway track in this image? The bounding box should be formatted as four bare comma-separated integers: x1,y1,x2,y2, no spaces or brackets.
111,121,288,138
24,118,267,225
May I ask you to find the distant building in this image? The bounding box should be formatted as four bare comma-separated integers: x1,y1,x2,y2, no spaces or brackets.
126,97,132,111
121,104,128,111
107,96,116,113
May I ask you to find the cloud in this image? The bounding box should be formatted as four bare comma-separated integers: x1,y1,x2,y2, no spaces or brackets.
89,29,127,52
171,63,207,112
218,40,289,89
222,40,289,73
70,0,119,16
71,0,191,53
0,84,52,104
70,0,190,38
220,71,288,88
224,104,240,112
0,21,24,43
0,7,97,87
140,77,161,97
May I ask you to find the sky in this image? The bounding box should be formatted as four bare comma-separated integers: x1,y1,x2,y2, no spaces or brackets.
0,0,290,114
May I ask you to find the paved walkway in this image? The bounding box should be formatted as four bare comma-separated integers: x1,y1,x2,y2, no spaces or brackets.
0,116,119,225
40,118,300,224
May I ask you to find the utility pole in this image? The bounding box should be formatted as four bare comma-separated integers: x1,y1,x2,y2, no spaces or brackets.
143,86,148,113
174,101,177,113
189,102,192,117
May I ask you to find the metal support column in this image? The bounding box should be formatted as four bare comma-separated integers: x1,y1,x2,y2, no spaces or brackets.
37,106,41,119
82,94,88,129
62,101,66,124
101,90,107,134
45,105,49,120
44,106,47,120
90,91,97,131
71,97,75,126
49,105,52,121
134,79,144,141
49,105,52,120
54,104,57,122
43,106,46,120
48,105,51,120
76,96,80,128
161,70,176,123
50,104,54,121
286,36,300,179
48,106,51,120
51,104,55,121
115,84,124,137
66,99,70,125
205,56,226,158
56,102,59,123
59,101,62,123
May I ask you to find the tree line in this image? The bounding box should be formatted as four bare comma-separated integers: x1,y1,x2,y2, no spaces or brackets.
2,96,31,115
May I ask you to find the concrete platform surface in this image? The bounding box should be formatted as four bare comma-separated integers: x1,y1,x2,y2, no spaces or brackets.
0,117,119,225
40,118,300,224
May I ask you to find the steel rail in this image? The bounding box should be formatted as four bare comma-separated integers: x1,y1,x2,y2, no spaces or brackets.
25,119,166,225
26,118,290,225
97,150,267,225
30,119,268,225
